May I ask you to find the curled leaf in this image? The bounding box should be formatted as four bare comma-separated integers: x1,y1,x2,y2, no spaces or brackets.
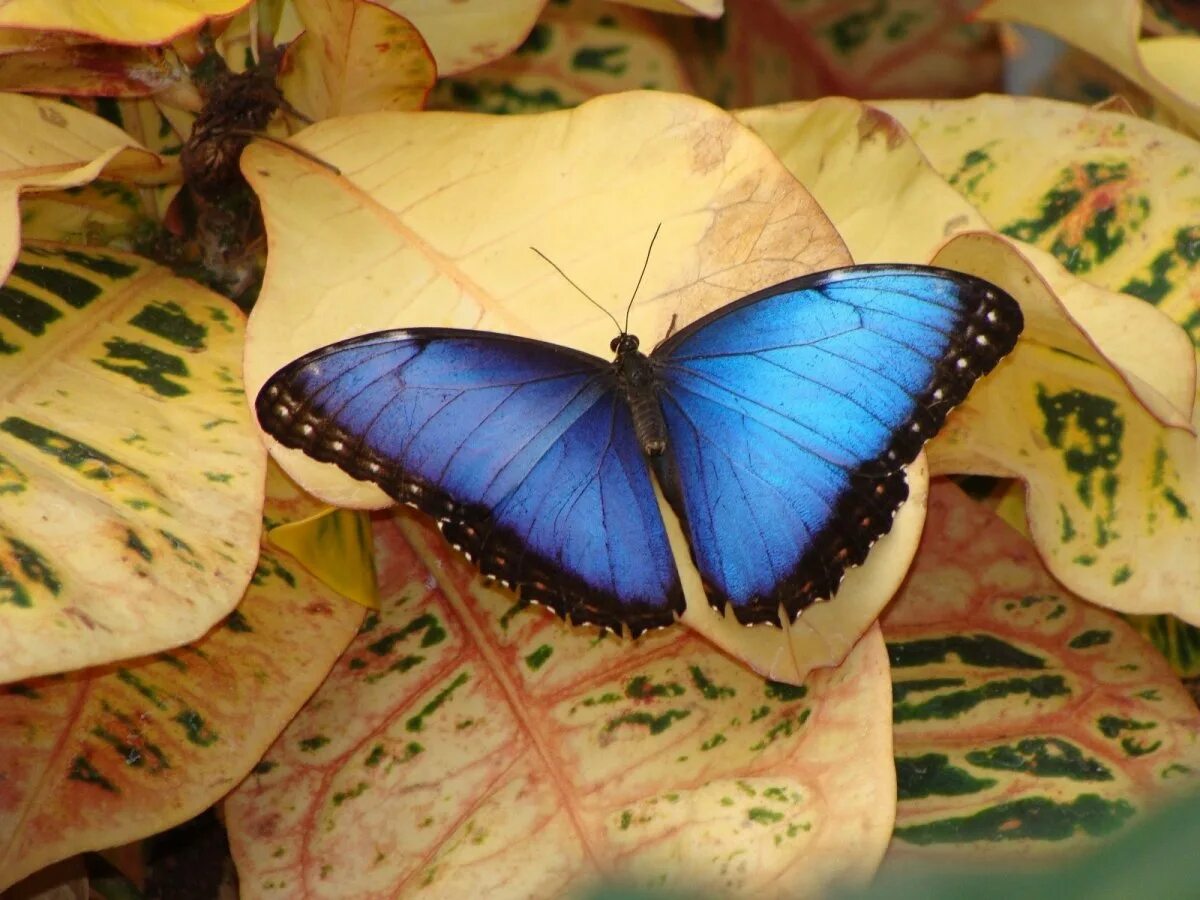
0,93,160,276
979,0,1200,136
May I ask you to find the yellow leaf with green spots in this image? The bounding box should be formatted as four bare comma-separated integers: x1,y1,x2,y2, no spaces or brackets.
280,0,435,120
880,95,1200,347
884,482,1200,860
428,0,694,114
0,0,249,45
927,232,1198,625
979,0,1200,137
241,91,935,681
0,463,363,892
224,512,894,897
0,242,265,682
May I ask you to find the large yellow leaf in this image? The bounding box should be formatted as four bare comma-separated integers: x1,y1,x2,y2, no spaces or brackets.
979,0,1200,137
884,482,1200,860
0,240,265,682
224,511,894,898
741,96,1199,625
240,90,931,679
429,0,695,114
0,0,250,45
281,0,436,120
0,464,363,892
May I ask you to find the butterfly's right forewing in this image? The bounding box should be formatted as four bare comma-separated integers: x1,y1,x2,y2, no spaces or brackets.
256,329,684,634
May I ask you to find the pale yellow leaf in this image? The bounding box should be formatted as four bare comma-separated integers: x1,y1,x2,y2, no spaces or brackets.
979,0,1200,136
378,0,545,76
282,0,435,120
930,232,1199,625
742,94,1199,625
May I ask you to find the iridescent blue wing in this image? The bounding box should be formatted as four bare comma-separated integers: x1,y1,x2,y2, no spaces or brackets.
256,329,683,635
650,265,1022,624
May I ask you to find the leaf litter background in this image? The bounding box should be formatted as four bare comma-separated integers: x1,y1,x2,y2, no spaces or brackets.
0,0,1195,897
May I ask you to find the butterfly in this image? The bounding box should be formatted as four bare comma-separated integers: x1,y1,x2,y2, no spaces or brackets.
256,263,1022,636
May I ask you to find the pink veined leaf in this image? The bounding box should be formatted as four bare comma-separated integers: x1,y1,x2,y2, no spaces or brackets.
884,482,1200,860
225,511,896,898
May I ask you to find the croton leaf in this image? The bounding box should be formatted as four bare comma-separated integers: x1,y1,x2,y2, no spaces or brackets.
280,0,436,120
224,510,894,897
378,0,546,77
0,236,265,682
0,463,363,892
429,0,695,114
883,481,1200,859
663,0,1002,108
0,93,162,274
979,0,1200,137
239,90,939,678
880,95,1200,345
0,0,250,45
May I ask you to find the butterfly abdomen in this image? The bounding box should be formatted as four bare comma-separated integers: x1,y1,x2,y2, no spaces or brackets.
614,337,668,457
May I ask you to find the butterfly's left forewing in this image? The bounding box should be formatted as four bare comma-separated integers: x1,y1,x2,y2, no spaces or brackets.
257,329,684,634
651,266,1022,624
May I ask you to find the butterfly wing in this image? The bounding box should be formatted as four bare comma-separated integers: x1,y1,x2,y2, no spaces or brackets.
650,265,1023,624
257,329,684,634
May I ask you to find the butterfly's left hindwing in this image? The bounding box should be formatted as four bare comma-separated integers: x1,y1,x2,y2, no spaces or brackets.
257,329,685,635
651,265,1022,624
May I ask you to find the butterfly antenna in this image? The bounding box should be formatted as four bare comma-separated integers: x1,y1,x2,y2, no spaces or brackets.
530,247,622,334
623,223,662,335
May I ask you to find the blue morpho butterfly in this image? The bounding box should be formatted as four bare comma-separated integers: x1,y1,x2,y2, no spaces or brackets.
256,238,1022,636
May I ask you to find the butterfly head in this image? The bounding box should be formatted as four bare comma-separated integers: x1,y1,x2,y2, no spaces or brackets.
610,333,640,356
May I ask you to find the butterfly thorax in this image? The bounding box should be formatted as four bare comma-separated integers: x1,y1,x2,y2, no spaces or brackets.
611,333,668,457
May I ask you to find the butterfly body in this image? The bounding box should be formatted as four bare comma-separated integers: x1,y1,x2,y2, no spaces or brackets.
257,265,1023,635
611,334,670,457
